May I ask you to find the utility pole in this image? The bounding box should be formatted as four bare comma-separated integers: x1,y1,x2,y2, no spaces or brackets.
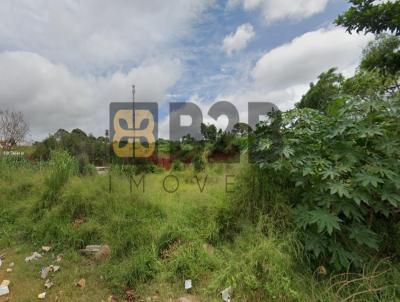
132,84,136,162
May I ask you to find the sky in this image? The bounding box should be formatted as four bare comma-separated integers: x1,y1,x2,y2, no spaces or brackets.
0,0,374,140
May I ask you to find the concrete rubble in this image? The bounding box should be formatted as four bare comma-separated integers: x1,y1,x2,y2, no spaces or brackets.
25,252,42,262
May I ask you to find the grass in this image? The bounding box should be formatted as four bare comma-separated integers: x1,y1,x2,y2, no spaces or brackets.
0,156,399,301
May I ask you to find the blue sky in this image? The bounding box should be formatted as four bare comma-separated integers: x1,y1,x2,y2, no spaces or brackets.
0,0,373,140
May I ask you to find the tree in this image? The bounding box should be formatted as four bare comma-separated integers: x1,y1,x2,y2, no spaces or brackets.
200,123,217,141
296,68,344,112
336,0,400,36
360,34,400,75
232,122,252,136
0,110,29,147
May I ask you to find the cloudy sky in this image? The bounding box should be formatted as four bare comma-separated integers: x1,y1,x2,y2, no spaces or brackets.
0,0,373,140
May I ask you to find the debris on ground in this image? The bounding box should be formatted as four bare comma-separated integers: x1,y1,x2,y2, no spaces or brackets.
0,253,5,260
56,254,63,263
125,289,136,301
42,246,52,253
107,295,118,302
50,265,60,272
25,252,42,262
316,265,327,276
221,287,232,302
184,279,192,290
80,245,102,254
94,245,111,262
38,292,46,299
76,278,86,288
40,267,51,279
80,245,111,261
0,281,10,287
5,269,11,273
0,285,9,297
44,279,54,289
8,263,13,268
0,259,2,268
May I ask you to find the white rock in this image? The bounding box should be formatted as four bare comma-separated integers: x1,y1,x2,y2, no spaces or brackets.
38,292,46,299
0,285,9,296
184,279,192,290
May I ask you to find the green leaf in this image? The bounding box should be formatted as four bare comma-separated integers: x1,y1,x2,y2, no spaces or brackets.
355,173,383,188
328,181,351,198
309,209,342,235
282,146,294,159
322,168,340,180
349,225,379,250
381,192,400,207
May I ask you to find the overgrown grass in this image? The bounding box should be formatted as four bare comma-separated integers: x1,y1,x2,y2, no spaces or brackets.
0,158,399,301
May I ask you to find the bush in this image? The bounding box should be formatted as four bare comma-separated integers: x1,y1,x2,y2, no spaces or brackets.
172,160,183,171
253,96,400,270
193,155,205,172
40,150,78,208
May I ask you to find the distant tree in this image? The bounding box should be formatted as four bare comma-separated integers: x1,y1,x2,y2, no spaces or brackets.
296,68,344,112
0,110,29,147
200,123,217,141
232,122,252,136
181,134,195,144
360,34,400,75
336,0,400,36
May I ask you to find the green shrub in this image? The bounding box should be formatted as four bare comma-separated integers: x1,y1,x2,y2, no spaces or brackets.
41,150,78,206
253,96,400,270
172,160,183,171
193,155,205,172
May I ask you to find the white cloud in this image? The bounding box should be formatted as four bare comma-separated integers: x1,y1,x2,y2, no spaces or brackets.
0,0,211,140
228,0,330,23
252,27,373,91
211,27,373,119
0,52,182,139
223,23,255,55
0,0,211,71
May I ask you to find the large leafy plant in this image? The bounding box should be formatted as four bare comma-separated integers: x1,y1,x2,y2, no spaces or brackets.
254,95,400,269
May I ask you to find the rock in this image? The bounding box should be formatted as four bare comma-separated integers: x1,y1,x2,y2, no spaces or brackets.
221,287,232,302
5,269,11,273
0,281,9,287
95,245,111,262
8,263,14,268
80,245,102,254
76,278,86,288
44,279,54,289
0,259,2,268
42,246,52,252
0,285,9,297
50,265,60,272
184,279,192,290
25,252,42,262
41,267,51,279
38,292,46,299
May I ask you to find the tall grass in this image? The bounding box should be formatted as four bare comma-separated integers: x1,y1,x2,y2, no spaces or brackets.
0,160,399,301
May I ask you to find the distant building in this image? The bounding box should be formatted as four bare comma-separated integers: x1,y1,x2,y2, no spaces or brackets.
0,140,9,149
